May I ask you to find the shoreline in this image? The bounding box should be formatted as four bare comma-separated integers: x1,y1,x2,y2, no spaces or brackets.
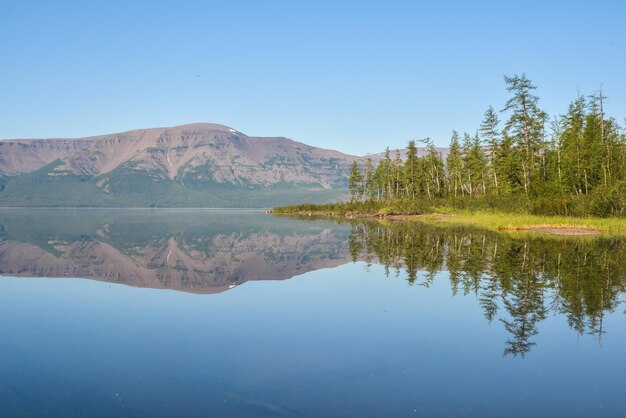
269,209,626,237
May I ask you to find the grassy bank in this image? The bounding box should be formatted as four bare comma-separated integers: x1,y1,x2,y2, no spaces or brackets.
413,212,626,236
272,194,626,218
272,200,626,236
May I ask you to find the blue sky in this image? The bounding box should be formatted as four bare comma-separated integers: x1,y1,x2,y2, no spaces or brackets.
1,0,625,154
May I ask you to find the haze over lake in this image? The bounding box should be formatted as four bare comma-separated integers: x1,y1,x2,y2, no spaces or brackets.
1,209,625,417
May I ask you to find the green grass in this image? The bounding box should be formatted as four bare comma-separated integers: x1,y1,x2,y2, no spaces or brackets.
411,211,626,236
273,199,626,236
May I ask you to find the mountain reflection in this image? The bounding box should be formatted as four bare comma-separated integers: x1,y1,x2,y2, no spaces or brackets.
0,210,353,294
1,209,625,357
348,220,626,357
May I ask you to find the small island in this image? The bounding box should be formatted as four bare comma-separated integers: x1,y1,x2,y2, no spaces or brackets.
274,75,626,236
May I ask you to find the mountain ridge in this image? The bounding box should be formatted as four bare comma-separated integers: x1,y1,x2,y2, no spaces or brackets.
0,123,448,207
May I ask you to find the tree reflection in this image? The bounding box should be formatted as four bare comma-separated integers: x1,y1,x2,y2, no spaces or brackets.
348,221,626,357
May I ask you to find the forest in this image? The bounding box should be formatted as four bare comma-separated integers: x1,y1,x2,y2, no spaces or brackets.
344,74,626,217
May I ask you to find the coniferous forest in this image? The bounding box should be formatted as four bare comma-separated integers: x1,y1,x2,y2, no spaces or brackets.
345,74,626,217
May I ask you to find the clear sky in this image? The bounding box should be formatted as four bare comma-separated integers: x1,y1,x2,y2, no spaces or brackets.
1,0,625,155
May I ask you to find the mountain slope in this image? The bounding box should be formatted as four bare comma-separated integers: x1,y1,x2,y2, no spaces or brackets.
0,123,357,207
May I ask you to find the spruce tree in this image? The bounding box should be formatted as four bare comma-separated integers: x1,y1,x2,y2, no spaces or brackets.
421,137,445,198
502,74,545,196
561,96,586,195
364,157,374,200
447,131,463,197
383,147,392,199
348,161,364,202
393,150,403,199
480,105,501,194
462,133,474,196
404,140,419,199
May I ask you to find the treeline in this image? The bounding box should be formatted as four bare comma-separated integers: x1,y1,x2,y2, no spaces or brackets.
348,74,626,217
349,221,626,356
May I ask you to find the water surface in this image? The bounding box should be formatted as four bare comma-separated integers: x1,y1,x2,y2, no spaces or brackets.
0,209,625,417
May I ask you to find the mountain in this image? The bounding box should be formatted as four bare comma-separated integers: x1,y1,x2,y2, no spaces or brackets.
0,123,359,207
0,123,452,207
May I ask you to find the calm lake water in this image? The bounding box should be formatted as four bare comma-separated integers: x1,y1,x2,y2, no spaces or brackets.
1,209,625,417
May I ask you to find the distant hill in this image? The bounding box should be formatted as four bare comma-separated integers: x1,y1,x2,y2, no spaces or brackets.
0,123,359,207
0,123,449,207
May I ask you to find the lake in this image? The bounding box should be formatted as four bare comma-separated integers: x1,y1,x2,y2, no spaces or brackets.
0,209,625,417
